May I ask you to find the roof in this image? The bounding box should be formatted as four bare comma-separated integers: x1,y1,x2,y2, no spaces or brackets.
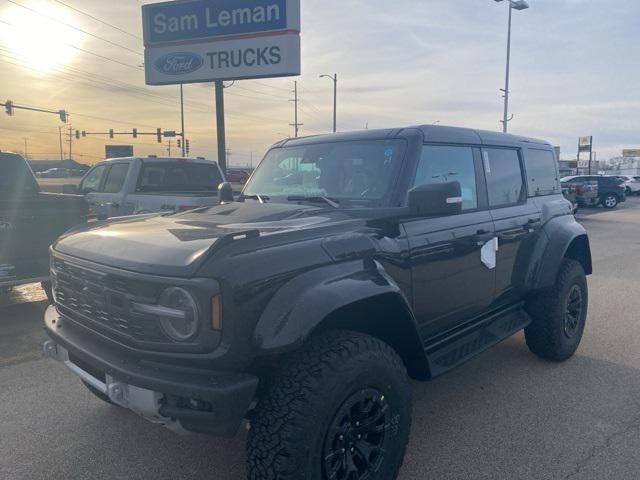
276,124,552,149
98,156,217,164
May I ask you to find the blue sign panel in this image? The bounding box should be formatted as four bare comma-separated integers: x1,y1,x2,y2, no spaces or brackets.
143,0,290,46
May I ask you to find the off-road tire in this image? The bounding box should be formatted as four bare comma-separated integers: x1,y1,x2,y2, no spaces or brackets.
82,381,119,406
525,259,588,361
247,330,412,480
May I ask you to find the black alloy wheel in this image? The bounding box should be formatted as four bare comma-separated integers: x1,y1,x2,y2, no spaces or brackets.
563,285,583,339
323,389,390,480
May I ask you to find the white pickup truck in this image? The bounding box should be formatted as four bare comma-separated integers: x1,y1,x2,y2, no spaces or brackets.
64,156,226,218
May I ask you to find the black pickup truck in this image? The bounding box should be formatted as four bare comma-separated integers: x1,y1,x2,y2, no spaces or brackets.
43,126,591,480
0,152,88,297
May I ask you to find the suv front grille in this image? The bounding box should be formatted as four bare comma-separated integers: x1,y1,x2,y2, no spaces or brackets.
52,257,168,344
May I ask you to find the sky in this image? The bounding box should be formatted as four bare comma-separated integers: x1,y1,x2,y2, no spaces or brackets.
0,0,638,166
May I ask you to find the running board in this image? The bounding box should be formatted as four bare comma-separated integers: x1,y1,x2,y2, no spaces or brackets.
423,303,531,378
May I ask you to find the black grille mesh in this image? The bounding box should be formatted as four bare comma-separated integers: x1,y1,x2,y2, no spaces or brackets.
52,257,168,344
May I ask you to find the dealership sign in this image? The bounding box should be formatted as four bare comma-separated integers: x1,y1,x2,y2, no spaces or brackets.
623,149,640,158
578,136,593,153
142,0,301,85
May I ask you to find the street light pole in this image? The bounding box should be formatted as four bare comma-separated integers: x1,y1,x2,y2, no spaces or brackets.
495,0,529,133
180,84,186,157
320,74,338,133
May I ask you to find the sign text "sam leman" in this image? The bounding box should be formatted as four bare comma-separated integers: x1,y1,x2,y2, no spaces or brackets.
143,0,299,46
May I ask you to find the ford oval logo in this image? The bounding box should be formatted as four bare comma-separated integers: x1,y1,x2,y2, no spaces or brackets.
154,52,203,75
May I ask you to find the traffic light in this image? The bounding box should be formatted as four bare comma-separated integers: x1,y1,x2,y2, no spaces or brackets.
177,139,181,148
156,128,162,143
75,130,80,139
58,110,67,123
81,131,86,137
109,129,114,139
185,139,190,155
5,100,13,116
132,128,137,138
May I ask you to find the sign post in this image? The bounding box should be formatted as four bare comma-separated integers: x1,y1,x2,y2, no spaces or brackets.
215,80,226,172
142,0,301,171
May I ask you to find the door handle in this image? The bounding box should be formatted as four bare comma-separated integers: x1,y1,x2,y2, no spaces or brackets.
526,217,541,225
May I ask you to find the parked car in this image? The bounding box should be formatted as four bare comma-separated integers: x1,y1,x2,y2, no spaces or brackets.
561,177,598,211
613,175,640,195
225,167,251,184
63,156,226,218
43,126,591,480
37,168,71,178
0,152,88,298
561,175,626,208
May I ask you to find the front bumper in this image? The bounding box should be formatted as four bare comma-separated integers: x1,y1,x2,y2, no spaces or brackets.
44,305,258,437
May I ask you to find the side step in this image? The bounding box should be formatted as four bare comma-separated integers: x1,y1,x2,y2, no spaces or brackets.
423,303,531,378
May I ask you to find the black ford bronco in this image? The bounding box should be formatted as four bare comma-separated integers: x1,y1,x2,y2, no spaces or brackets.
43,125,592,480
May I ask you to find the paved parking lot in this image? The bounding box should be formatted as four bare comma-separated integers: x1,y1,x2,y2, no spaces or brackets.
2,198,640,480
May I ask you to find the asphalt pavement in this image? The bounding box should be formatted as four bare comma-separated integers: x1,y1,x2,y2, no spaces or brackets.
2,198,640,479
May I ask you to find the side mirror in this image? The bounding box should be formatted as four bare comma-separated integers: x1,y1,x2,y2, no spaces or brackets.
62,184,79,194
218,182,234,203
408,181,462,217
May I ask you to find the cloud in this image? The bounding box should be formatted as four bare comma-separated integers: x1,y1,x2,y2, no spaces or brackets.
0,0,638,163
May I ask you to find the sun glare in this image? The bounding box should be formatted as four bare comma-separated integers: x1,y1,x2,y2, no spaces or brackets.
1,2,82,72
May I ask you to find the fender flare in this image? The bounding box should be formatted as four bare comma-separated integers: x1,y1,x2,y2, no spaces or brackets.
253,260,423,359
532,215,592,290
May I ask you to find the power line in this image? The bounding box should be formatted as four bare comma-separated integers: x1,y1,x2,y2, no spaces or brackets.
52,0,143,41
0,19,142,70
251,80,292,93
5,0,143,56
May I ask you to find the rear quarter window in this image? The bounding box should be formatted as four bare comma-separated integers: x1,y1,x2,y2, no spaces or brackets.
525,149,560,197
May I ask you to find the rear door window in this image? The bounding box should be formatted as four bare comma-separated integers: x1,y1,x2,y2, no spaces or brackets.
103,163,130,193
138,162,223,192
482,148,526,207
525,149,559,196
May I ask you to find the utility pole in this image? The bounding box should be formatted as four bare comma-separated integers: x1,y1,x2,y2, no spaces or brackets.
180,84,186,157
215,80,227,174
68,126,73,160
167,140,172,156
320,74,338,133
290,80,303,137
58,126,64,160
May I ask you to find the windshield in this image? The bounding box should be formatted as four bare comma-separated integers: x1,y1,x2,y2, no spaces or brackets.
137,161,222,192
243,139,406,206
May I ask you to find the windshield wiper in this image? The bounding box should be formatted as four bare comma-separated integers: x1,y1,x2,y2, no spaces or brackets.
286,195,340,208
241,194,269,203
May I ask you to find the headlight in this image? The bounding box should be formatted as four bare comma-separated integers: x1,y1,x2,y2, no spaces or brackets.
157,287,199,341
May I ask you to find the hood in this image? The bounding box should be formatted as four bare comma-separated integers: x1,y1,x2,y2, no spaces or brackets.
54,202,355,276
